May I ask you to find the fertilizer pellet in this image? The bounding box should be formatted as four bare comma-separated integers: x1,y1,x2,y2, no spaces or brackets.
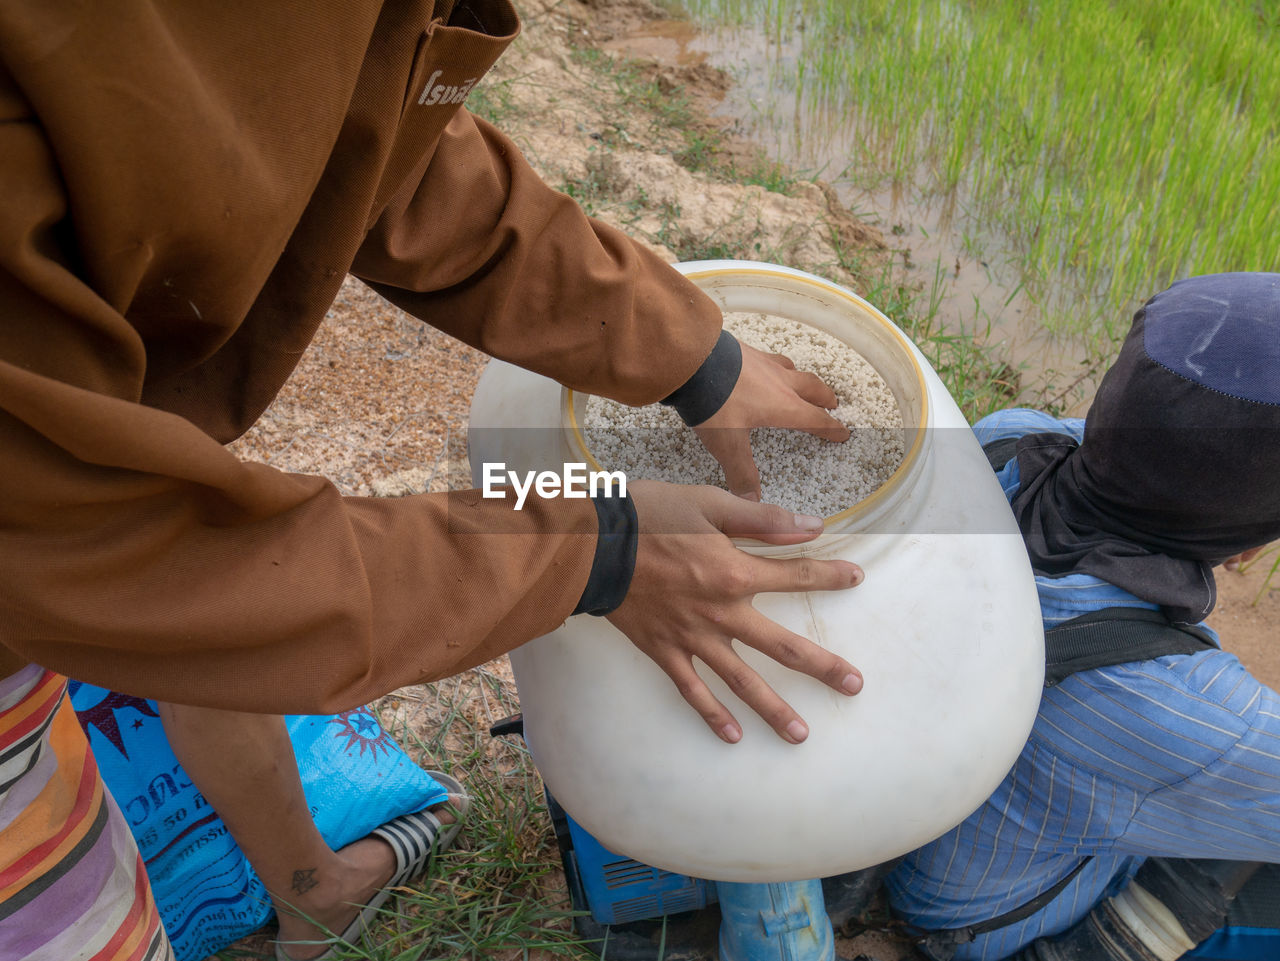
582,312,905,516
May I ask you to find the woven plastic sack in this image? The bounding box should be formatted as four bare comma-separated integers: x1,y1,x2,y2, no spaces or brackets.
68,682,447,961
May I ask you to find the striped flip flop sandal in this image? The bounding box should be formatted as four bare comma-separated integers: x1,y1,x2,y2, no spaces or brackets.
274,770,470,961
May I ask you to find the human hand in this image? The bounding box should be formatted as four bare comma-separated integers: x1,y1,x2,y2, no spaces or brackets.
1222,546,1266,571
693,342,850,501
605,480,864,745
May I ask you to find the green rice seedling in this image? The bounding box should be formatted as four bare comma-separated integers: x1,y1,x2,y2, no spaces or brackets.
1237,546,1280,608
677,0,1280,341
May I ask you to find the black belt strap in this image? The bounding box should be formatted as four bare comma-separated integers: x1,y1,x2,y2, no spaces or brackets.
905,858,1094,959
981,435,1022,473
1044,607,1216,686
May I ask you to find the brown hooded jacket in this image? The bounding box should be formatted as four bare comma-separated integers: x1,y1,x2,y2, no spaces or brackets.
0,0,722,710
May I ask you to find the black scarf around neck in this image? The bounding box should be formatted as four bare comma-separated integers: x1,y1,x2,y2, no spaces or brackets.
1008,273,1280,624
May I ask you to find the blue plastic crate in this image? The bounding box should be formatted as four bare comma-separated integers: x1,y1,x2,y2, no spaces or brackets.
563,809,718,925
485,714,718,933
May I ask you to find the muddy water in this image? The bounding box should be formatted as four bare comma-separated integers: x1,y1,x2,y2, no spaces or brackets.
603,13,1280,739
606,19,1102,414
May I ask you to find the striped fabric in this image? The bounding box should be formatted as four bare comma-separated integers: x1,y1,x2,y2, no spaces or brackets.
886,409,1280,960
1,664,174,961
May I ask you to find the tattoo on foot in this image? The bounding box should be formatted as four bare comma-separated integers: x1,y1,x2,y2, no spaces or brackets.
291,868,319,895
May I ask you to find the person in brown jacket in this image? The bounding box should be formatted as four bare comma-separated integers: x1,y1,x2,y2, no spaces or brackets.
0,2,868,959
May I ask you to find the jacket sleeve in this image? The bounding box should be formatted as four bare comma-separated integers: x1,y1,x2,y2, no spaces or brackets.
0,103,601,714
352,108,726,406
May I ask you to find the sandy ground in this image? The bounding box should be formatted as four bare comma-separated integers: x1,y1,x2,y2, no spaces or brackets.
1207,562,1280,689
223,1,1278,959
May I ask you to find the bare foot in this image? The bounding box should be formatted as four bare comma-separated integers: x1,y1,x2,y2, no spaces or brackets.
273,801,460,961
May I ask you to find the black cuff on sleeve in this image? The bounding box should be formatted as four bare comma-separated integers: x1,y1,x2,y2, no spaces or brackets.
572,491,639,617
659,329,742,427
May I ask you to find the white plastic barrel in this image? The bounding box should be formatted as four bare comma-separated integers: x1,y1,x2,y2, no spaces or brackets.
467,261,1044,882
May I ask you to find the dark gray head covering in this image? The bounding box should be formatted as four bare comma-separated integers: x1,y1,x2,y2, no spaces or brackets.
1009,272,1280,623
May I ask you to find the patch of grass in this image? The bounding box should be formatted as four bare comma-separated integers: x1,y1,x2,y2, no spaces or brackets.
1238,546,1280,607
827,236,1031,423
671,124,725,175
561,14,1041,419
467,74,518,129
568,45,699,148
559,151,646,221
650,198,786,264
566,35,807,194
359,673,585,961
559,168,604,217
572,5,1062,422
681,0,1280,341
213,669,588,961
735,157,802,195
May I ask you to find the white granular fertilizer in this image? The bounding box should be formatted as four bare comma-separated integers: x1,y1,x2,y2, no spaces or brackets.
582,312,905,516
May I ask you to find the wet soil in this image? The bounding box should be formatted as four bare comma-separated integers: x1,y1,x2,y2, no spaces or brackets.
601,13,1108,416
594,2,1279,688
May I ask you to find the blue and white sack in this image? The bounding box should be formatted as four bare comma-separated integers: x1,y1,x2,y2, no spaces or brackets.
68,682,448,961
